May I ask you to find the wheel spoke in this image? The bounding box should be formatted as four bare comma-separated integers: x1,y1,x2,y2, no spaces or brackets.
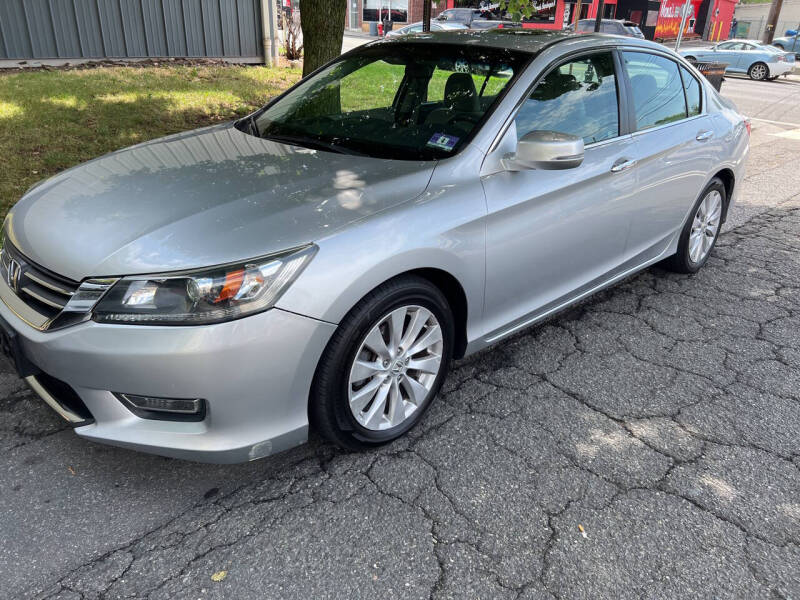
407,324,442,356
363,326,391,360
362,381,390,429
387,378,405,426
401,373,429,406
388,307,406,351
400,307,431,350
350,358,384,383
407,355,441,374
688,233,703,262
350,377,382,413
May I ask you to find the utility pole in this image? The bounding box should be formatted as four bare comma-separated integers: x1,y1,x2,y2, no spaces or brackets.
594,0,605,31
674,0,693,51
423,0,432,32
575,0,583,26
260,0,279,66
763,0,784,44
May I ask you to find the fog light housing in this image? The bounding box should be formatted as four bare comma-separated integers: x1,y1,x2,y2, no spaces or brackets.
116,393,206,422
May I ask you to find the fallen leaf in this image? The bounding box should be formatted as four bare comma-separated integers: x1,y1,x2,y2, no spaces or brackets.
578,524,587,539
67,466,76,475
211,570,227,582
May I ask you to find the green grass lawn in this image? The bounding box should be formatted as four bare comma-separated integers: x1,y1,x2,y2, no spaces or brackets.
0,64,301,219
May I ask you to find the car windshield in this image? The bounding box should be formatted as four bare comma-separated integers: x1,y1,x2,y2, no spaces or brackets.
242,44,527,160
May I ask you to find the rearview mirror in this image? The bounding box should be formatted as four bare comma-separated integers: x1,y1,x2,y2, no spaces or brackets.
504,131,584,171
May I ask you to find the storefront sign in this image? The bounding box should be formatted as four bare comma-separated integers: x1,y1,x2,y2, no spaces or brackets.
654,0,702,38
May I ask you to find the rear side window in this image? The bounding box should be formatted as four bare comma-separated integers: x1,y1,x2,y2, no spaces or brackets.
623,51,687,130
680,66,701,116
514,52,620,144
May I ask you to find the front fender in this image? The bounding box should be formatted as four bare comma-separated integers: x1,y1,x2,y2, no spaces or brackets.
276,160,487,345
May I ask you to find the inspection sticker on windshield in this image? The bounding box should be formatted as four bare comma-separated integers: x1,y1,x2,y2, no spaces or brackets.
427,133,459,152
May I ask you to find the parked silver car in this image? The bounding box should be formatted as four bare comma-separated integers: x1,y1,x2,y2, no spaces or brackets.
1,30,749,462
385,20,467,37
680,39,795,80
567,19,645,38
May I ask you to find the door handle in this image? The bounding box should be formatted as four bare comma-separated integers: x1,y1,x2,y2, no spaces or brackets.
696,130,714,141
610,158,637,173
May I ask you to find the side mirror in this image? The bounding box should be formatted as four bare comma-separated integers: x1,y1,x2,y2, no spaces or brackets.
504,131,584,171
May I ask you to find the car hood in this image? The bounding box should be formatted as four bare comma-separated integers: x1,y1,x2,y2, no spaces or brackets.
6,124,435,281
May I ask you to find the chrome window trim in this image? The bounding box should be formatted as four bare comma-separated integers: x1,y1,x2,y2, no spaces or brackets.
629,113,707,139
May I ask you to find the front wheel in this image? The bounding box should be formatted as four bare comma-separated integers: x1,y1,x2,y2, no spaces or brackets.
748,62,768,80
310,275,454,450
661,178,726,274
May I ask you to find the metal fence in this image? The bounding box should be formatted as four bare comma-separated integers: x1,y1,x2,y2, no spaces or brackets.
0,0,264,61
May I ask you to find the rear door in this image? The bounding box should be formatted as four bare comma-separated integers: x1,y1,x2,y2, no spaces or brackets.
481,50,640,337
622,51,713,262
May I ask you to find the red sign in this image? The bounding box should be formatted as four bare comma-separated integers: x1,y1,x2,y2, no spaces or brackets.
654,0,703,38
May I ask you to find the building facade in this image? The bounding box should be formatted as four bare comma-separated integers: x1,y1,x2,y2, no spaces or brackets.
345,0,736,42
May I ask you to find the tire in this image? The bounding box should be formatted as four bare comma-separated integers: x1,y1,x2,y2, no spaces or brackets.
661,178,726,274
774,44,785,50
748,62,768,80
310,275,454,450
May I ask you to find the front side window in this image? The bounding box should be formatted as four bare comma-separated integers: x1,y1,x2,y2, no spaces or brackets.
514,52,620,144
680,66,701,116
623,51,687,130
245,44,526,160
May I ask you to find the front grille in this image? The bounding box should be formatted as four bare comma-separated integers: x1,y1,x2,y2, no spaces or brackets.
1,242,79,320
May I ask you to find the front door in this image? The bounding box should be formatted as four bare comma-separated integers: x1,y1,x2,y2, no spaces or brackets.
482,51,639,339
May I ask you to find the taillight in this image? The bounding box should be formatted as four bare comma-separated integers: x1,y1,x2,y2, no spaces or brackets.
745,118,751,135
778,55,787,62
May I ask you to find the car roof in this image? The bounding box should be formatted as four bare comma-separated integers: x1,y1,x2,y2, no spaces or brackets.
370,28,661,54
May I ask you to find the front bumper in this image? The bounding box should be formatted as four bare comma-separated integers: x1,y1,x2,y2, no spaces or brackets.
0,296,336,463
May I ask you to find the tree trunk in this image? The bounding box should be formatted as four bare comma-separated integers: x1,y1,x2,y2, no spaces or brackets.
300,0,347,77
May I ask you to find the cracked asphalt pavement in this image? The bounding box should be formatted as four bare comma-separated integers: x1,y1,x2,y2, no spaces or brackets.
1,77,799,600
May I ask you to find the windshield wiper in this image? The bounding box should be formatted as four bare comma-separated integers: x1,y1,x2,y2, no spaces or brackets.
261,133,365,156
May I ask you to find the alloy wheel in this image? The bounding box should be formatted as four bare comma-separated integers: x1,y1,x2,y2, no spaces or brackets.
348,305,443,431
688,189,722,264
750,63,767,80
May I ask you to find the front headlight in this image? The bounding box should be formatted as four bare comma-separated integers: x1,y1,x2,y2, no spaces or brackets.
92,245,316,325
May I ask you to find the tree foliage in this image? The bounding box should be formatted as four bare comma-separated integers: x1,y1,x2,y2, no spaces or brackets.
498,0,537,21
300,0,347,77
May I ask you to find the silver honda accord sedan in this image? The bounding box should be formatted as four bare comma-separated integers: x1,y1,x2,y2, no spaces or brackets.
0,30,749,463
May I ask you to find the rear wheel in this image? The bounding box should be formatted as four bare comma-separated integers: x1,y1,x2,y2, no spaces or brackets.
310,275,454,450
748,62,768,80
661,178,726,274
